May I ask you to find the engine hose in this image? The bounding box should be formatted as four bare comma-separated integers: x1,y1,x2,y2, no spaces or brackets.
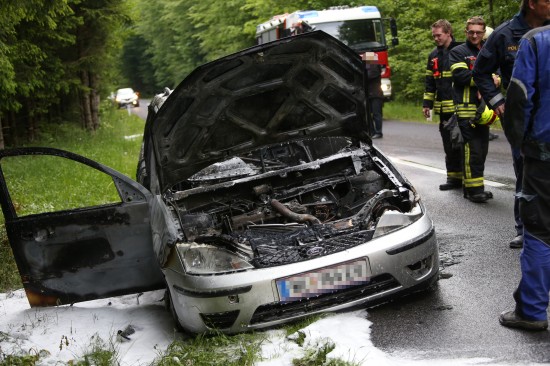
270,199,321,225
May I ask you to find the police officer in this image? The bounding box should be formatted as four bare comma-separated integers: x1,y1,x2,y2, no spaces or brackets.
499,24,550,331
423,19,462,191
450,16,494,203
473,0,550,248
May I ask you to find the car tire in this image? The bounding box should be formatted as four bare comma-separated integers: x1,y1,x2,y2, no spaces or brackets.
164,287,184,332
135,102,140,107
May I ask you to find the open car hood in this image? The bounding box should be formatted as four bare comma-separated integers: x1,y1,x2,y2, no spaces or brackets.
148,31,370,193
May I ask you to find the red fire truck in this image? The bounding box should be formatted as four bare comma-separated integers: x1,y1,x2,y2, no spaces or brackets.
256,6,398,99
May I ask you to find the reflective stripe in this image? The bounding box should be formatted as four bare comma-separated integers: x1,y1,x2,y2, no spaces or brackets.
464,177,484,188
448,171,462,180
465,143,472,179
451,62,468,71
441,71,453,77
489,93,505,107
426,70,433,76
424,92,435,101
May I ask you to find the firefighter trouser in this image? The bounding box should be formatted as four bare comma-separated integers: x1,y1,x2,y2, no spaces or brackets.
439,113,462,184
514,157,550,321
458,119,489,196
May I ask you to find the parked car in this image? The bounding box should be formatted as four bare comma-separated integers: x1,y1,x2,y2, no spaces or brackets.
0,31,438,334
114,87,139,108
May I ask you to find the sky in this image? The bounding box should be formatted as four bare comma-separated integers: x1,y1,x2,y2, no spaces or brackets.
0,289,536,365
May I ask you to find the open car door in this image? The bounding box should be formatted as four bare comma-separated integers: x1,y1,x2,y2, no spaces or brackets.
0,147,164,306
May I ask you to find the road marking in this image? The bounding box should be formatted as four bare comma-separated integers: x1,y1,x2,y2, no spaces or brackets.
389,157,507,188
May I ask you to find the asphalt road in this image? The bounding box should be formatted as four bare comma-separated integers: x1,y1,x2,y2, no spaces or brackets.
369,120,550,364
133,102,549,363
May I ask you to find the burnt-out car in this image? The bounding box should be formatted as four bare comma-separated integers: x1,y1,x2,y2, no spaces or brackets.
0,32,437,334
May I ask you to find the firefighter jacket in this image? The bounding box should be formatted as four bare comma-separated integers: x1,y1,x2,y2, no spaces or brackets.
503,25,550,161
473,12,548,110
423,41,460,115
450,40,481,120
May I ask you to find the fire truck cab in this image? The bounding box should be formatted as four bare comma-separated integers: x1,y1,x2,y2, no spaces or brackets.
256,6,397,99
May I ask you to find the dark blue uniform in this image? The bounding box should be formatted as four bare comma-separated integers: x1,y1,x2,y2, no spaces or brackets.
472,12,532,240
473,12,531,110
502,25,550,327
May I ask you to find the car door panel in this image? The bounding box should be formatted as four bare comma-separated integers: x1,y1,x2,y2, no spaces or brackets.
0,147,165,306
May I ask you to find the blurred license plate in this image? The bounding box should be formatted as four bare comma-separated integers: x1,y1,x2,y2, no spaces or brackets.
276,260,370,302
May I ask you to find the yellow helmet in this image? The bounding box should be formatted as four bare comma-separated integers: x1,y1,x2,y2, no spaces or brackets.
478,105,499,125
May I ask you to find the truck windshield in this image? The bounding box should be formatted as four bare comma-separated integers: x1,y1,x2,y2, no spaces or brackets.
312,19,386,52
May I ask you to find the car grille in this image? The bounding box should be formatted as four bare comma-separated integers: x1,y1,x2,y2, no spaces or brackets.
250,274,398,324
251,228,374,268
200,310,240,329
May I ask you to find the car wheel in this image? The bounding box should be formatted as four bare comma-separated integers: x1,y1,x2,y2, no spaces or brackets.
164,287,184,331
135,102,140,107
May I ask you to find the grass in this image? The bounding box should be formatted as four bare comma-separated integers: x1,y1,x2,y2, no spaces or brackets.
383,100,503,130
383,100,426,123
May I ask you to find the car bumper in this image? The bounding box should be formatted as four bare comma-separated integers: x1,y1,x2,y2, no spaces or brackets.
165,210,438,334
117,99,139,107
381,78,392,99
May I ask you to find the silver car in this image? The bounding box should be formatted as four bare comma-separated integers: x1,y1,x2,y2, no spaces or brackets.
114,87,140,108
0,31,437,334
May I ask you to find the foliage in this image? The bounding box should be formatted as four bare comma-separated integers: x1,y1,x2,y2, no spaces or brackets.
132,0,519,102
0,0,136,145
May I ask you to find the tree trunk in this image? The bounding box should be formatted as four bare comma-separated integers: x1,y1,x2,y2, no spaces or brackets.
90,72,100,130
9,111,17,147
79,70,100,131
0,116,5,150
79,70,94,130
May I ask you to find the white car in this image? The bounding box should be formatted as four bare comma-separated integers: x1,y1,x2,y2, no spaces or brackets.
0,31,438,334
114,87,139,108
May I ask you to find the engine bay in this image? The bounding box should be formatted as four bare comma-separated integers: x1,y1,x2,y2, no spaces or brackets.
169,137,419,268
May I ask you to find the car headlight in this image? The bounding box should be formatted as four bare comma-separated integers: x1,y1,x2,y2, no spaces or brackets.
177,243,254,274
373,202,423,238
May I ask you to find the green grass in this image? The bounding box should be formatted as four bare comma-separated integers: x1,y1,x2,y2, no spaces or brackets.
383,100,426,123
383,100,503,130
155,331,264,366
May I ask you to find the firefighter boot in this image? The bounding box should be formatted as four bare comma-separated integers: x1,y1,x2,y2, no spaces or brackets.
439,178,462,191
465,190,493,203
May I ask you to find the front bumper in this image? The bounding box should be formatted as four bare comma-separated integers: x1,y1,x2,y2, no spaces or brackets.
165,212,438,334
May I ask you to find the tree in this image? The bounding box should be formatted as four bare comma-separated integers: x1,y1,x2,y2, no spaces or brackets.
70,0,132,131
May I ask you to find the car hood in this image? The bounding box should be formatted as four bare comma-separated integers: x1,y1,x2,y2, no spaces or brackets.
148,31,370,193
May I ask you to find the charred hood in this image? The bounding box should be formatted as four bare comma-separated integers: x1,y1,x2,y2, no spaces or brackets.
149,31,369,193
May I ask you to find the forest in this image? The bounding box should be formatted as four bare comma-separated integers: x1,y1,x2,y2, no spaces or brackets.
0,0,519,148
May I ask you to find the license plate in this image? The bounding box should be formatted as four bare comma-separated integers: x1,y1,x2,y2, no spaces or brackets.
276,260,370,302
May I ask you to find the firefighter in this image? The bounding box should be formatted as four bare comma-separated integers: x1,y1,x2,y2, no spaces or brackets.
422,19,462,191
449,16,495,203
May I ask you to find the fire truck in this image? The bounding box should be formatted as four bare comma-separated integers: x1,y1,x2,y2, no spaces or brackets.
256,6,398,99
